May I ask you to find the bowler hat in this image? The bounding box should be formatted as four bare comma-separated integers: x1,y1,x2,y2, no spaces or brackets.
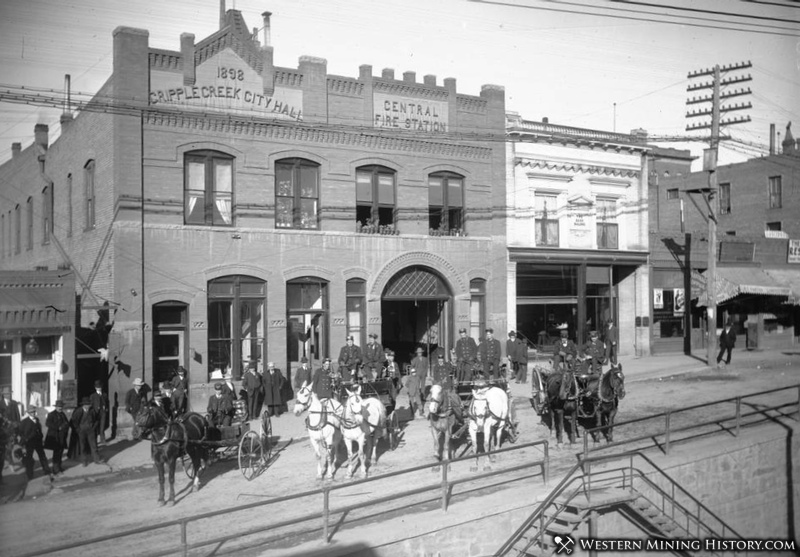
346,335,354,341
458,328,467,334
486,328,494,334
368,333,377,339
94,380,102,388
152,390,162,398
300,356,308,363
81,396,91,405
590,330,599,337
55,399,64,407
214,383,222,391
177,366,186,374
386,349,395,357
508,331,516,337
26,405,37,413
415,347,424,354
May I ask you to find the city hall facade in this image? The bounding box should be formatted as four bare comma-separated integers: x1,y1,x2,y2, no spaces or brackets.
0,8,508,414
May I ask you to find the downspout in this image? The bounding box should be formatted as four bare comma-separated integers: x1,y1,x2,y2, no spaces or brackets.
140,110,146,384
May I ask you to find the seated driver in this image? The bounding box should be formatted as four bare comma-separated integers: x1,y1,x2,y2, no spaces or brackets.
207,383,235,427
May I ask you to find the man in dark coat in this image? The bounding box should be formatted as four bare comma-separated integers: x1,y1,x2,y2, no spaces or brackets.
263,362,285,418
0,387,22,483
311,358,338,400
125,377,149,421
604,318,618,365
410,347,429,387
294,357,313,391
717,320,737,367
19,405,52,480
581,330,606,375
89,380,109,445
478,328,502,380
337,336,362,383
553,330,578,371
362,333,384,381
207,383,235,427
507,331,527,382
71,397,102,466
169,366,189,416
45,400,71,474
431,351,455,390
242,365,262,421
454,328,478,382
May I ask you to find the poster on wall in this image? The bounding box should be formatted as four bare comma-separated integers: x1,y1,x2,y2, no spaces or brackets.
789,239,800,263
673,288,685,315
653,288,664,309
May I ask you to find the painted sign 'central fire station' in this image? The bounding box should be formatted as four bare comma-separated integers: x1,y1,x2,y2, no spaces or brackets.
149,49,303,121
373,93,448,133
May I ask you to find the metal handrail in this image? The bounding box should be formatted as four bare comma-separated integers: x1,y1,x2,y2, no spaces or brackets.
18,439,550,557
583,382,800,458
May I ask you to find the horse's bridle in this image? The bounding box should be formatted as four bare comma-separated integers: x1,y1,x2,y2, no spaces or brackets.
297,386,342,431
428,390,453,419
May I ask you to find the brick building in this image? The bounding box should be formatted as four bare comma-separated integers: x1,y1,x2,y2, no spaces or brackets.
0,7,508,418
505,114,651,357
651,123,800,353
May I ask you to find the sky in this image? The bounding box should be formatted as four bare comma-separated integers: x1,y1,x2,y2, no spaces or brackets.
0,0,798,168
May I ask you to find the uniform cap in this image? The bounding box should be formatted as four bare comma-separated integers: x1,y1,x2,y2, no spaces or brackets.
508,331,516,337
323,357,332,363
386,349,395,357
458,328,467,334
177,366,186,374
486,328,494,334
437,352,445,359
560,330,569,338
26,405,37,413
81,396,92,405
152,390,162,398
346,335,354,341
368,333,378,339
55,399,64,407
590,330,598,337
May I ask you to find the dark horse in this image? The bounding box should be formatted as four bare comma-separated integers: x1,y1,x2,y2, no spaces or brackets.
426,384,463,465
546,369,579,446
584,364,626,443
135,407,208,506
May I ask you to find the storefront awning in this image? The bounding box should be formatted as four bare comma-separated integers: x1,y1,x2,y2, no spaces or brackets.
693,266,793,307
763,269,800,306
0,271,75,336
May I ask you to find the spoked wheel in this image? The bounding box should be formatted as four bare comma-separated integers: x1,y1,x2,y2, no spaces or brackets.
239,430,264,481
181,452,196,479
531,369,547,415
387,410,401,451
260,412,273,463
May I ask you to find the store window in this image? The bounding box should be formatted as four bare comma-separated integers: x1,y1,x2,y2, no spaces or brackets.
185,150,234,226
153,302,188,387
23,336,56,409
534,194,559,247
428,172,464,235
208,276,266,380
469,279,486,341
346,279,366,348
287,277,328,365
596,198,618,249
766,222,782,232
356,166,395,232
719,183,731,215
652,269,686,341
768,176,782,208
275,158,319,230
84,160,95,230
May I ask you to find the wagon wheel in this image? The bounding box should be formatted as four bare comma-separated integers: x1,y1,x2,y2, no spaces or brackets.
239,430,263,481
530,369,547,415
387,410,401,451
181,452,196,480
260,412,273,463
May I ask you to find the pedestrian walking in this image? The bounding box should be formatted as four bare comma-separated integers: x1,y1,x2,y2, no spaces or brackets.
405,367,424,419
410,347,429,387
717,320,736,367
44,400,71,474
604,318,618,365
19,405,53,480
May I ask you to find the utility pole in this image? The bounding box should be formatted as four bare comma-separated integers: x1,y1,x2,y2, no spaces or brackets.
685,62,752,366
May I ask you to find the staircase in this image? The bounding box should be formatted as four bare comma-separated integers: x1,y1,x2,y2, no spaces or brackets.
497,452,748,557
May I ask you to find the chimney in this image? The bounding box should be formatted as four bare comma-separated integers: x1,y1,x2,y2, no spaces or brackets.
382,68,395,80
34,124,49,151
11,143,21,159
769,123,775,155
359,65,372,79
219,0,226,30
542,117,549,124
181,33,196,85
262,12,272,47
423,74,436,86
403,71,416,83
60,113,74,131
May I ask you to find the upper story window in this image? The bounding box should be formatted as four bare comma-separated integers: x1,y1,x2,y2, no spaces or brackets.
26,197,33,251
185,151,233,226
1,214,4,258
346,279,366,347
469,279,486,341
84,160,95,230
356,166,396,233
719,183,731,215
766,221,782,232
666,188,679,200
428,172,464,235
768,176,782,208
596,198,618,249
66,174,73,237
42,185,52,245
14,205,21,254
275,158,319,230
534,194,559,247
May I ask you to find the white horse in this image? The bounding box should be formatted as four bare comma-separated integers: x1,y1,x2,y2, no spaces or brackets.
467,385,510,471
341,385,387,478
293,382,343,480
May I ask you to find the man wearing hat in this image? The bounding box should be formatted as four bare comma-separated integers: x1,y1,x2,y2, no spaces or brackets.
311,358,338,400
506,331,527,383
410,347,429,387
553,330,578,371
582,330,606,375
604,318,618,366
170,366,189,417
405,367,424,419
454,328,478,382
45,400,70,474
207,383,235,427
383,349,401,394
294,356,313,391
71,397,102,466
242,363,262,421
150,390,171,421
362,333,383,382
478,328,502,380
125,377,150,422
19,405,52,480
431,350,454,389
337,336,362,383
90,379,109,445
262,361,285,418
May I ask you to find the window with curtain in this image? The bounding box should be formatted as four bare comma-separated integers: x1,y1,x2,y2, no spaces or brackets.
469,279,486,341
768,176,782,208
428,172,464,235
534,194,559,247
596,197,618,249
275,158,319,230
42,185,53,245
208,276,266,380
719,183,731,215
84,160,95,230
287,278,328,364
26,197,33,250
185,151,233,226
346,279,366,347
356,166,396,231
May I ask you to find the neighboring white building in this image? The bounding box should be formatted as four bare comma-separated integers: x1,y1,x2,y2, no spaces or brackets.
506,114,651,358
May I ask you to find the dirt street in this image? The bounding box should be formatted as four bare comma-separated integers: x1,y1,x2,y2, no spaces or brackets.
1,353,799,556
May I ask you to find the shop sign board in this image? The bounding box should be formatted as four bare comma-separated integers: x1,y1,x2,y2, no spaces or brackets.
373,93,449,133
789,239,800,264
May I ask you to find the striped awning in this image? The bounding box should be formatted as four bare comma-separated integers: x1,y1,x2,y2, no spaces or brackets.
694,267,793,307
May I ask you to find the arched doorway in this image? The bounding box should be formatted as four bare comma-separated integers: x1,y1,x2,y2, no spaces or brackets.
381,266,452,370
